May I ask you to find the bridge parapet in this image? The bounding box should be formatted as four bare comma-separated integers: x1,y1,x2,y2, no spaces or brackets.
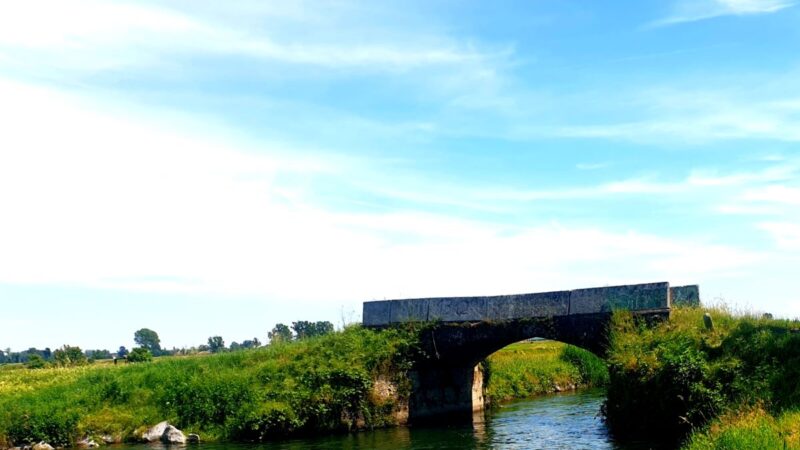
364,281,700,326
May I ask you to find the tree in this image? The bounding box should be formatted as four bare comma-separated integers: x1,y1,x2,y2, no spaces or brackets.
292,321,335,340
53,345,88,367
134,328,161,354
241,338,261,349
127,347,153,363
208,336,225,353
229,341,241,351
269,323,293,343
86,349,112,360
117,346,129,358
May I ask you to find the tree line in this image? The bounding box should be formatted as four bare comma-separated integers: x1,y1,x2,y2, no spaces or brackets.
1,320,336,368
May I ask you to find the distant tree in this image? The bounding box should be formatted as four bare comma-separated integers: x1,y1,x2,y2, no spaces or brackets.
86,349,112,360
42,347,52,360
315,321,334,336
197,344,210,352
26,354,47,369
229,341,241,351
53,345,88,367
134,328,162,354
292,321,335,340
0,349,5,364
127,347,153,363
117,346,129,358
241,338,261,349
269,323,293,343
208,336,225,353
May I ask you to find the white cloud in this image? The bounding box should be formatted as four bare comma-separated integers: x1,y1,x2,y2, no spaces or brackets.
0,0,506,72
650,0,794,27
0,78,767,305
742,185,800,205
550,84,800,144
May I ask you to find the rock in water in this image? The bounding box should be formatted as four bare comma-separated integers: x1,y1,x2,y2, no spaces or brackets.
142,421,169,442
32,443,53,450
162,425,186,444
77,438,99,448
187,434,200,444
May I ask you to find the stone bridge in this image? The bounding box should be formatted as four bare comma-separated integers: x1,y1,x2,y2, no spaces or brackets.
363,281,699,422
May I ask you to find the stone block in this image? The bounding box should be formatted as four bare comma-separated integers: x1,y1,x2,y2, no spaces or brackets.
363,301,391,326
569,282,669,315
428,297,487,322
671,285,700,307
389,298,430,323
486,291,570,320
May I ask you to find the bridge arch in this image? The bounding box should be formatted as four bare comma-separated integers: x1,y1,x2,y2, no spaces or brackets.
363,282,698,422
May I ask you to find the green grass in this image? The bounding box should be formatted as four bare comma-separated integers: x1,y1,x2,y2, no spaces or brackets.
0,326,422,446
604,306,800,447
684,407,800,450
485,340,608,402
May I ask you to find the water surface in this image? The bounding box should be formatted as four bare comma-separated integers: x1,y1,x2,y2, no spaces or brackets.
130,389,661,450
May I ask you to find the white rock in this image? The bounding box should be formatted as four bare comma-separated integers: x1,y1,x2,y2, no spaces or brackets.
32,443,54,450
161,425,186,444
142,421,169,442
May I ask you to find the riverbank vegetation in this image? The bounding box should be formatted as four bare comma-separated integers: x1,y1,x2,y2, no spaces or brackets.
605,306,800,449
485,340,608,403
1,322,612,447
0,326,422,447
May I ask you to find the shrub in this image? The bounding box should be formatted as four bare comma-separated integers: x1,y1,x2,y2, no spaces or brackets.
25,355,47,370
605,307,800,445
126,348,152,363
560,345,609,387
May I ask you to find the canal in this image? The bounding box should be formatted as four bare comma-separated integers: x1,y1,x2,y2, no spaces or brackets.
124,389,663,450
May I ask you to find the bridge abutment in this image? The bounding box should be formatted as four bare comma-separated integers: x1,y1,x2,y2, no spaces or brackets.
409,364,484,422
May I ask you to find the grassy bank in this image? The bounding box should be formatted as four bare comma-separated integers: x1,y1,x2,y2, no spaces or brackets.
604,306,800,448
485,340,608,403
0,328,610,447
0,326,421,446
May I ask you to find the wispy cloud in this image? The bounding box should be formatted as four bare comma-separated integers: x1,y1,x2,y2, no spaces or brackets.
759,222,800,250
649,0,794,27
0,0,509,72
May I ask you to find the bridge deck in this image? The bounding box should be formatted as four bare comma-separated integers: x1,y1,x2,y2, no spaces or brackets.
363,282,699,326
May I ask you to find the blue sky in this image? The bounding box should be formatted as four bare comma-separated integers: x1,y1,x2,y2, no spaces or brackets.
1,0,799,352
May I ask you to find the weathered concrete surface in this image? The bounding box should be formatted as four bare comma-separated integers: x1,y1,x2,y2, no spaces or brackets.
670,285,701,307
486,291,570,320
363,282,673,326
409,364,485,422
568,282,669,315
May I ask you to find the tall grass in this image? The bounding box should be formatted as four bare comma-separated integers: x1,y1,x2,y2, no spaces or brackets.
0,326,422,446
683,407,800,450
485,341,608,402
604,306,800,447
